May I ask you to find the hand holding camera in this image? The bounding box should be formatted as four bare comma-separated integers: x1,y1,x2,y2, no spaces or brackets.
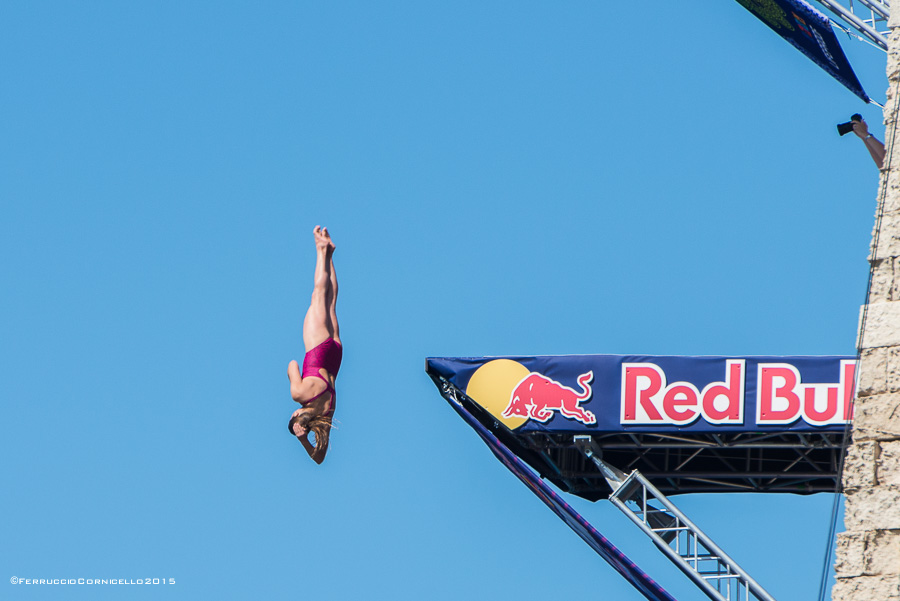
837,113,863,136
839,113,884,168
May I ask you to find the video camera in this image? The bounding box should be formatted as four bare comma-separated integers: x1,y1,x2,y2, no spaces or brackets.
837,113,863,136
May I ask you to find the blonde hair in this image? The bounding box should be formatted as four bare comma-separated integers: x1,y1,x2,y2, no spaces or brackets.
307,415,333,458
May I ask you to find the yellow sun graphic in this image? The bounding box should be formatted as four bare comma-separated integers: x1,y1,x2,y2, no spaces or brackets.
465,359,531,430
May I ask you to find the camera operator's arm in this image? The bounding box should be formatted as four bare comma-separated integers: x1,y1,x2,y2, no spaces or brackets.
853,119,885,168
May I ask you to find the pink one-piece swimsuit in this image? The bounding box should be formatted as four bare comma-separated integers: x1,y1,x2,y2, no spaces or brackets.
301,338,342,415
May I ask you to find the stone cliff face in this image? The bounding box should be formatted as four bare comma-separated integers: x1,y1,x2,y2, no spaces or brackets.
832,10,900,600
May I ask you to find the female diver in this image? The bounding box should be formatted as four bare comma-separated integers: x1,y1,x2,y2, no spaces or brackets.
287,225,342,464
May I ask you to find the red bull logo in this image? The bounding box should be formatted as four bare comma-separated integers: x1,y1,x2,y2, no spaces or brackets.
502,371,596,425
463,357,856,431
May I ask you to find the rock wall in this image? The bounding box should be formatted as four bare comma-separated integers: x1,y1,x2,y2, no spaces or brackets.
832,9,900,600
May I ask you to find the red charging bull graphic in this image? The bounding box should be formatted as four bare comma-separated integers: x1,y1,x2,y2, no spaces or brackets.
502,371,596,425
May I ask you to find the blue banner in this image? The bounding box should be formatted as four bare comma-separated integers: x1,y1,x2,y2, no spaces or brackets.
735,0,869,102
426,355,856,434
446,394,678,601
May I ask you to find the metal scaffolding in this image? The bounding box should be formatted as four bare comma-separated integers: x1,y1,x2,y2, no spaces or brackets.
814,0,888,50
526,429,846,497
576,437,778,601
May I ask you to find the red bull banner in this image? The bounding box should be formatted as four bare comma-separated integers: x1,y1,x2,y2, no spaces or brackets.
445,391,677,601
426,355,856,434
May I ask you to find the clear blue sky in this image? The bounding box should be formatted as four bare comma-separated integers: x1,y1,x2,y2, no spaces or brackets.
0,2,887,600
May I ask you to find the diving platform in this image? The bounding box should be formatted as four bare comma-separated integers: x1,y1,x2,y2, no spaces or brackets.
426,355,855,499
427,354,855,600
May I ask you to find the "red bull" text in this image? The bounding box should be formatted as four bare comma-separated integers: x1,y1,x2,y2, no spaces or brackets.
620,360,856,427
756,360,856,426
502,371,596,425
621,360,746,426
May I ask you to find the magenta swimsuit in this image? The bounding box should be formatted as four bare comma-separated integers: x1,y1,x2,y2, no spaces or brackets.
301,338,342,415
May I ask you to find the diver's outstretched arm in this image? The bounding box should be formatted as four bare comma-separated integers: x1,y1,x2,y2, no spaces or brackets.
298,435,324,464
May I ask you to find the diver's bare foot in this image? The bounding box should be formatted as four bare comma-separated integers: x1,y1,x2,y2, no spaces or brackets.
321,226,335,251
313,225,335,252
313,225,329,252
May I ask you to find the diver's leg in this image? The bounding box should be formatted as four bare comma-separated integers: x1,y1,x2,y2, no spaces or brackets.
303,226,334,351
322,228,340,345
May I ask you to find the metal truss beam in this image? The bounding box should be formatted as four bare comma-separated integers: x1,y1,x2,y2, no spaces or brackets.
523,430,844,495
813,0,888,50
610,470,777,601
575,439,777,601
